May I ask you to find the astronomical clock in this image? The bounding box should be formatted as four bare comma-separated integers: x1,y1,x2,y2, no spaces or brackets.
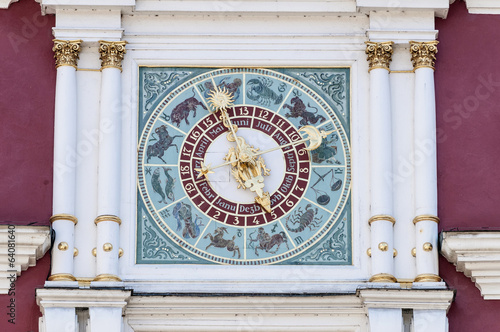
137,67,351,265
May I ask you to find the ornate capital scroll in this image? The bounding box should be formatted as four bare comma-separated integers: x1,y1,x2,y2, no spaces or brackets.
53,39,82,69
99,40,127,71
365,41,394,72
410,41,439,70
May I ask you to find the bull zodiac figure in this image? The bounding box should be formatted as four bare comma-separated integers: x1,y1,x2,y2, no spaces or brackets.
248,227,289,256
204,227,241,259
169,89,207,127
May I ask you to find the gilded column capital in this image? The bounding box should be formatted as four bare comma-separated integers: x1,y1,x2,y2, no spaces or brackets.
365,41,394,72
409,41,439,70
52,39,83,69
99,40,127,71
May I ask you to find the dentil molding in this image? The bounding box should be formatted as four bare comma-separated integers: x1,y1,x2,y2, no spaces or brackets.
0,225,51,294
441,231,500,300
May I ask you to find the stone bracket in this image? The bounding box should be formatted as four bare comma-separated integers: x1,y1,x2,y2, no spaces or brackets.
0,225,51,294
441,231,500,300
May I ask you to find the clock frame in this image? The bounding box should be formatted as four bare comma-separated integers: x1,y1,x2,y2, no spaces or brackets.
137,67,351,265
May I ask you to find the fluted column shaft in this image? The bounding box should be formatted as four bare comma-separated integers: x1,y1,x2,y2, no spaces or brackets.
94,41,127,282
49,40,82,281
366,41,397,283
410,41,441,282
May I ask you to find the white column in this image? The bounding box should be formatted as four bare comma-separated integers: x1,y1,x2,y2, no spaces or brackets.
391,68,416,281
90,307,124,332
49,40,82,282
37,289,131,332
410,41,441,283
366,41,397,283
74,59,101,278
368,308,402,332
94,41,127,282
414,310,448,332
42,307,76,332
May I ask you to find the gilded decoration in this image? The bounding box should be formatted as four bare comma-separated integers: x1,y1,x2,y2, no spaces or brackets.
365,41,394,72
409,41,439,70
99,40,127,71
48,273,76,281
50,213,78,225
52,39,82,69
369,273,397,283
414,274,442,283
95,215,122,225
368,214,395,225
413,214,440,225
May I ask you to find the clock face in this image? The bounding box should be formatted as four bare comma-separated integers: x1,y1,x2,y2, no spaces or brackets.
137,67,351,265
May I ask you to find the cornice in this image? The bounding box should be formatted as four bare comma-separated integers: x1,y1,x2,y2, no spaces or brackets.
441,231,500,300
465,0,500,14
358,288,454,312
36,288,131,315
37,0,460,17
0,0,18,9
0,226,51,294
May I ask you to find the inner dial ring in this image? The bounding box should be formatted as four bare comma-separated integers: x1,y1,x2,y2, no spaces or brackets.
179,105,311,227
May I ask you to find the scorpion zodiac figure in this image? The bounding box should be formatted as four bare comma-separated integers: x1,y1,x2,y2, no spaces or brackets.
285,204,323,233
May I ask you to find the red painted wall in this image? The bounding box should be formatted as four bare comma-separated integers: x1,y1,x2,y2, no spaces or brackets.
0,0,55,224
0,0,55,331
436,1,500,330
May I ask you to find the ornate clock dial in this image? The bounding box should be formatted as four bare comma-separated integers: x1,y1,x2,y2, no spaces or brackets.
138,67,351,265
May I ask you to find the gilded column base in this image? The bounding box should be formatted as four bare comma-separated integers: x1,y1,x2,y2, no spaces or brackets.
48,273,77,281
93,274,122,282
369,273,397,283
414,274,441,282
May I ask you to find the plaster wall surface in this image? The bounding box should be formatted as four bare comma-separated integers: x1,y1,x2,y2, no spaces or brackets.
436,1,500,331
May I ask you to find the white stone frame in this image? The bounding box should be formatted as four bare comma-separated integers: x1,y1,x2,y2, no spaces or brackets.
118,16,372,293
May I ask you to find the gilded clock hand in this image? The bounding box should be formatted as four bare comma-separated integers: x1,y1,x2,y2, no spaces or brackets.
206,77,242,151
204,81,272,213
196,126,335,177
253,126,336,156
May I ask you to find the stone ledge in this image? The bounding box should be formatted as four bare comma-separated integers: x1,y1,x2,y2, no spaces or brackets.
441,231,500,300
0,225,51,294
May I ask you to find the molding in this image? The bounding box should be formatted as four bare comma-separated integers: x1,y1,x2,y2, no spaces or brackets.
36,288,131,315
441,231,500,300
52,28,124,44
134,1,357,14
465,0,500,14
125,294,366,331
0,226,51,294
358,288,454,311
367,30,439,45
356,0,451,18
0,0,18,9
